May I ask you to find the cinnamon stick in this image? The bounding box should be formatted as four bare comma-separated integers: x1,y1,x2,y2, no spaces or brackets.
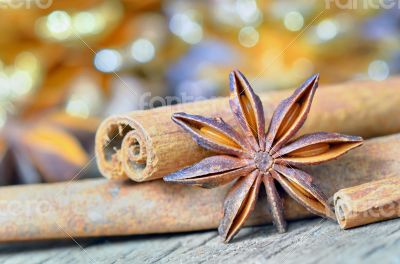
2,133,400,241
334,176,400,229
95,77,400,182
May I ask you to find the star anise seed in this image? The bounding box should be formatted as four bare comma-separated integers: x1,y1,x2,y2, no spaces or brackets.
164,70,363,242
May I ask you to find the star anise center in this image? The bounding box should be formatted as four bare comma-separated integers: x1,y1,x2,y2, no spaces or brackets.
164,70,363,243
254,151,273,173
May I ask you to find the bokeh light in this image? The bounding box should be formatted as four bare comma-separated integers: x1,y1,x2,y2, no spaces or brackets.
316,19,338,41
94,49,122,73
73,12,97,35
0,108,6,129
47,11,71,33
169,12,203,44
236,0,262,25
0,72,10,99
9,70,33,97
368,60,390,81
15,52,40,75
284,11,304,32
46,11,72,39
66,97,90,119
238,26,259,47
131,39,156,63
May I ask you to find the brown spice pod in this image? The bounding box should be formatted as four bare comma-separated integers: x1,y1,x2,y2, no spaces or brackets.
95,77,400,182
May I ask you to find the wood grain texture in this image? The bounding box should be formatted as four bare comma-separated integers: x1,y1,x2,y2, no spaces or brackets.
0,218,399,263
95,77,400,182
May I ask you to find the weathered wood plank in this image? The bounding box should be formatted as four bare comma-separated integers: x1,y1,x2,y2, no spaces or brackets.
0,218,399,263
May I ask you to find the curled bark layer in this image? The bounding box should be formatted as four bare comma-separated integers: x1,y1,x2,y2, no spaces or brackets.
95,77,400,182
334,176,400,229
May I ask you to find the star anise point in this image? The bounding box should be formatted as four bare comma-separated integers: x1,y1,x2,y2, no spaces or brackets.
164,70,363,242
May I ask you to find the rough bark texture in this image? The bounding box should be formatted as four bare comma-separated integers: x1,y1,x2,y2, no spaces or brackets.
0,177,310,242
334,176,400,229
1,134,400,241
95,77,400,182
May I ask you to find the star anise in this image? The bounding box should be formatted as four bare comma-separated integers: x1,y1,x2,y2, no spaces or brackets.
163,70,363,242
0,112,98,184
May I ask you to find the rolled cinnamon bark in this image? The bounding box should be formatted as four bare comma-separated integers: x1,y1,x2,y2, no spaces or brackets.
95,77,400,182
2,134,400,241
334,176,400,229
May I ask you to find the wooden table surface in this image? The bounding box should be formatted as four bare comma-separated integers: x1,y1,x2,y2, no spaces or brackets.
0,218,399,264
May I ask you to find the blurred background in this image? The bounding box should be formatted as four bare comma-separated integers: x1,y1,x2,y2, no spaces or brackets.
0,0,399,185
